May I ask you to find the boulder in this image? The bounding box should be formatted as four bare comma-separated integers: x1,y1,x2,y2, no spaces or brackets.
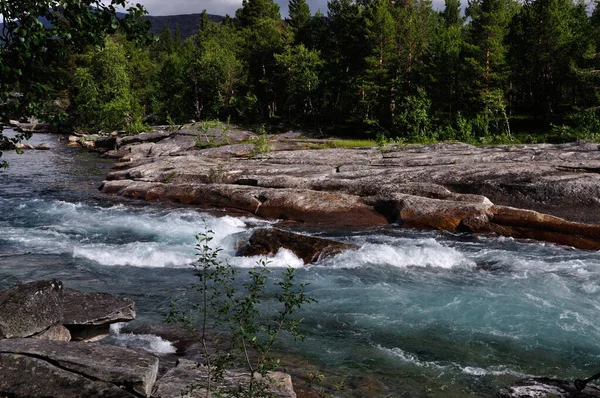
152,358,296,398
95,136,118,149
498,377,600,397
31,323,71,341
35,143,50,150
15,143,35,150
62,288,135,342
0,279,64,339
236,228,357,264
0,281,135,342
0,353,136,397
0,339,158,397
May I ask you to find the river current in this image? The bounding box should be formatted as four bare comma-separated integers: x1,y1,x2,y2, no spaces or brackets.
2,132,600,396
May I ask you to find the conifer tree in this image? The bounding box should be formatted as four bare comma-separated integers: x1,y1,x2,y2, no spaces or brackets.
289,0,313,45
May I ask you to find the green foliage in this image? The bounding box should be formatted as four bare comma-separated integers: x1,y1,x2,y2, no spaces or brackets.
73,37,145,132
551,109,600,141
250,125,272,156
394,88,432,139
0,0,150,163
275,45,324,121
6,0,600,148
166,230,315,397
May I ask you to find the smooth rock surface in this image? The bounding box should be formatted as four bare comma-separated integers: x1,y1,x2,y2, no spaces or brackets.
498,377,600,397
99,129,600,249
236,228,357,264
0,339,159,397
0,353,136,397
31,323,72,341
152,359,296,398
62,288,135,341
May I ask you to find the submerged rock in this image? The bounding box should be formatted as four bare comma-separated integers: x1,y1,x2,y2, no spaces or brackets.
236,228,357,264
0,339,158,397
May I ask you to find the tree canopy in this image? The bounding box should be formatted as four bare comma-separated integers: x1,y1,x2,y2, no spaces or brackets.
0,0,149,167
4,0,600,157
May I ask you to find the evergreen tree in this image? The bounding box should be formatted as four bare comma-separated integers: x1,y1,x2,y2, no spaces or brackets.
426,0,465,120
325,0,370,123
289,0,313,45
443,0,463,26
236,0,281,27
509,0,586,117
363,0,396,121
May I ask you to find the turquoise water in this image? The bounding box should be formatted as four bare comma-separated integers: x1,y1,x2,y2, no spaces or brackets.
2,133,600,396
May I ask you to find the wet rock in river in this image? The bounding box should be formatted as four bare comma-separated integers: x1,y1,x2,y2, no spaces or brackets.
62,288,135,342
236,228,358,264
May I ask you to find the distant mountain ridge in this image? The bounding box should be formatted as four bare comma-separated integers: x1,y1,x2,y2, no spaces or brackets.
145,13,225,39
0,12,225,42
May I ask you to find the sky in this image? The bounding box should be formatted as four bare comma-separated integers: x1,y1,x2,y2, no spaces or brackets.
127,0,446,17
125,0,328,17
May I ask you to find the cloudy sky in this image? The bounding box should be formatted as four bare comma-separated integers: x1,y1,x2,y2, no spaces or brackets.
129,0,445,17
127,0,327,17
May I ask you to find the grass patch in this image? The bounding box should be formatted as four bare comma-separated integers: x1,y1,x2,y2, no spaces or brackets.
329,139,376,148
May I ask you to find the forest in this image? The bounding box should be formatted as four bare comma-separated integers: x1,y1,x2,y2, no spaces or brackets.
7,0,600,144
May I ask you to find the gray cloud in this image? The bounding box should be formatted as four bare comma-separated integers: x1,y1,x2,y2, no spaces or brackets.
131,0,446,17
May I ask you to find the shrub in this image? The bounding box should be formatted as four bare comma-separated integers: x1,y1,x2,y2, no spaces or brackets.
166,230,315,397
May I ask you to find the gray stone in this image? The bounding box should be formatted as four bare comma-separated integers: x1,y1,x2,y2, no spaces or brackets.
62,288,135,342
152,359,296,398
63,288,135,326
236,228,357,264
35,143,50,150
0,353,135,397
0,339,159,397
100,129,600,249
31,323,71,341
0,279,63,339
498,377,600,397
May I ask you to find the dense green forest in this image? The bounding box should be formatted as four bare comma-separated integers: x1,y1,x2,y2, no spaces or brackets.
8,0,600,143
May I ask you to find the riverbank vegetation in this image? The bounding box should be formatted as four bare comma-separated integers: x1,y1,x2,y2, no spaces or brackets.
5,0,600,145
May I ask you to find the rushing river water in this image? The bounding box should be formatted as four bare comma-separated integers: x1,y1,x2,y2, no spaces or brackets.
2,132,600,396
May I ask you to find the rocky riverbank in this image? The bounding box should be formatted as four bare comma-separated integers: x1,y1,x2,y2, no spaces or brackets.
93,126,600,250
0,280,297,398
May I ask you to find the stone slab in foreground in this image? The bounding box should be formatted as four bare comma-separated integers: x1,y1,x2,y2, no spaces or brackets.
498,377,600,397
0,339,158,397
0,280,135,342
152,358,296,398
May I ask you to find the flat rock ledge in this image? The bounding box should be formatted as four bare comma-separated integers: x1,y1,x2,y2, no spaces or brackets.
98,129,600,250
498,377,600,397
0,279,135,342
0,340,297,398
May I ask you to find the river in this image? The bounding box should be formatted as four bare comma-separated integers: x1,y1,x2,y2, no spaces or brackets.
2,132,600,397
